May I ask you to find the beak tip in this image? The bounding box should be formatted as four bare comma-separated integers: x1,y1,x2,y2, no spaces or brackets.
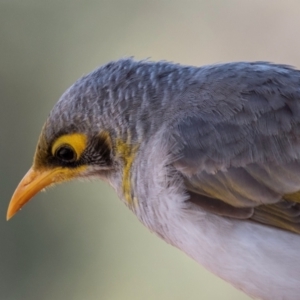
6,167,40,222
6,206,17,221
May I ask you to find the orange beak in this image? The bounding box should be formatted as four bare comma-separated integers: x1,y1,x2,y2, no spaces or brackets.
6,166,86,220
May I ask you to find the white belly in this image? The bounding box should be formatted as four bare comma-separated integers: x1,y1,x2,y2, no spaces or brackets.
152,201,300,300
132,140,300,300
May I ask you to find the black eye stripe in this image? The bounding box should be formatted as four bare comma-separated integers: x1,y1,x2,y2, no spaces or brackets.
49,133,113,167
55,145,77,162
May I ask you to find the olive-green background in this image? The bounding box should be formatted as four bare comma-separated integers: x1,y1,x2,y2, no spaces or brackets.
1,1,299,300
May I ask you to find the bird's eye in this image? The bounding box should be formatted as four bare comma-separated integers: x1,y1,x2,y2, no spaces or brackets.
54,145,77,162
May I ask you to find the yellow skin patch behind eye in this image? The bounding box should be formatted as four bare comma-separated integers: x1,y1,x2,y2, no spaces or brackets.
51,133,87,159
115,137,139,208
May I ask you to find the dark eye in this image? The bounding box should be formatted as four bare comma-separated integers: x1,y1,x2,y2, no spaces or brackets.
55,145,77,162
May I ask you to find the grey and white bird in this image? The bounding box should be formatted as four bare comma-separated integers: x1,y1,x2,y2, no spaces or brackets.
7,59,300,300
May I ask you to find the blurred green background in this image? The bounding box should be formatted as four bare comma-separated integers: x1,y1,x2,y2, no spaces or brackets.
1,1,300,299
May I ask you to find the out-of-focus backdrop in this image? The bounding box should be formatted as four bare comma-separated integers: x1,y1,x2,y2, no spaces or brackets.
1,1,299,299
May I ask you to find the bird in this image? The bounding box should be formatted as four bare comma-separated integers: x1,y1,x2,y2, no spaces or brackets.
7,58,300,300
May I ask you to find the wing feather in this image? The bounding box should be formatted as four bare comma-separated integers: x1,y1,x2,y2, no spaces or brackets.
169,62,300,233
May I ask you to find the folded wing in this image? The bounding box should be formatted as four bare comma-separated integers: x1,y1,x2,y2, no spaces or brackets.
169,63,300,233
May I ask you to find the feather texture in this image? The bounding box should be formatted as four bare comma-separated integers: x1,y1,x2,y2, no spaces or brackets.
168,62,300,234
36,58,300,300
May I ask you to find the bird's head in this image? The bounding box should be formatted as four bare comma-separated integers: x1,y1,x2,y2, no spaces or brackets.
7,68,118,220
7,58,167,220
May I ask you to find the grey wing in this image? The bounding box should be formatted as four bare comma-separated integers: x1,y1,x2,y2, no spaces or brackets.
169,64,300,234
